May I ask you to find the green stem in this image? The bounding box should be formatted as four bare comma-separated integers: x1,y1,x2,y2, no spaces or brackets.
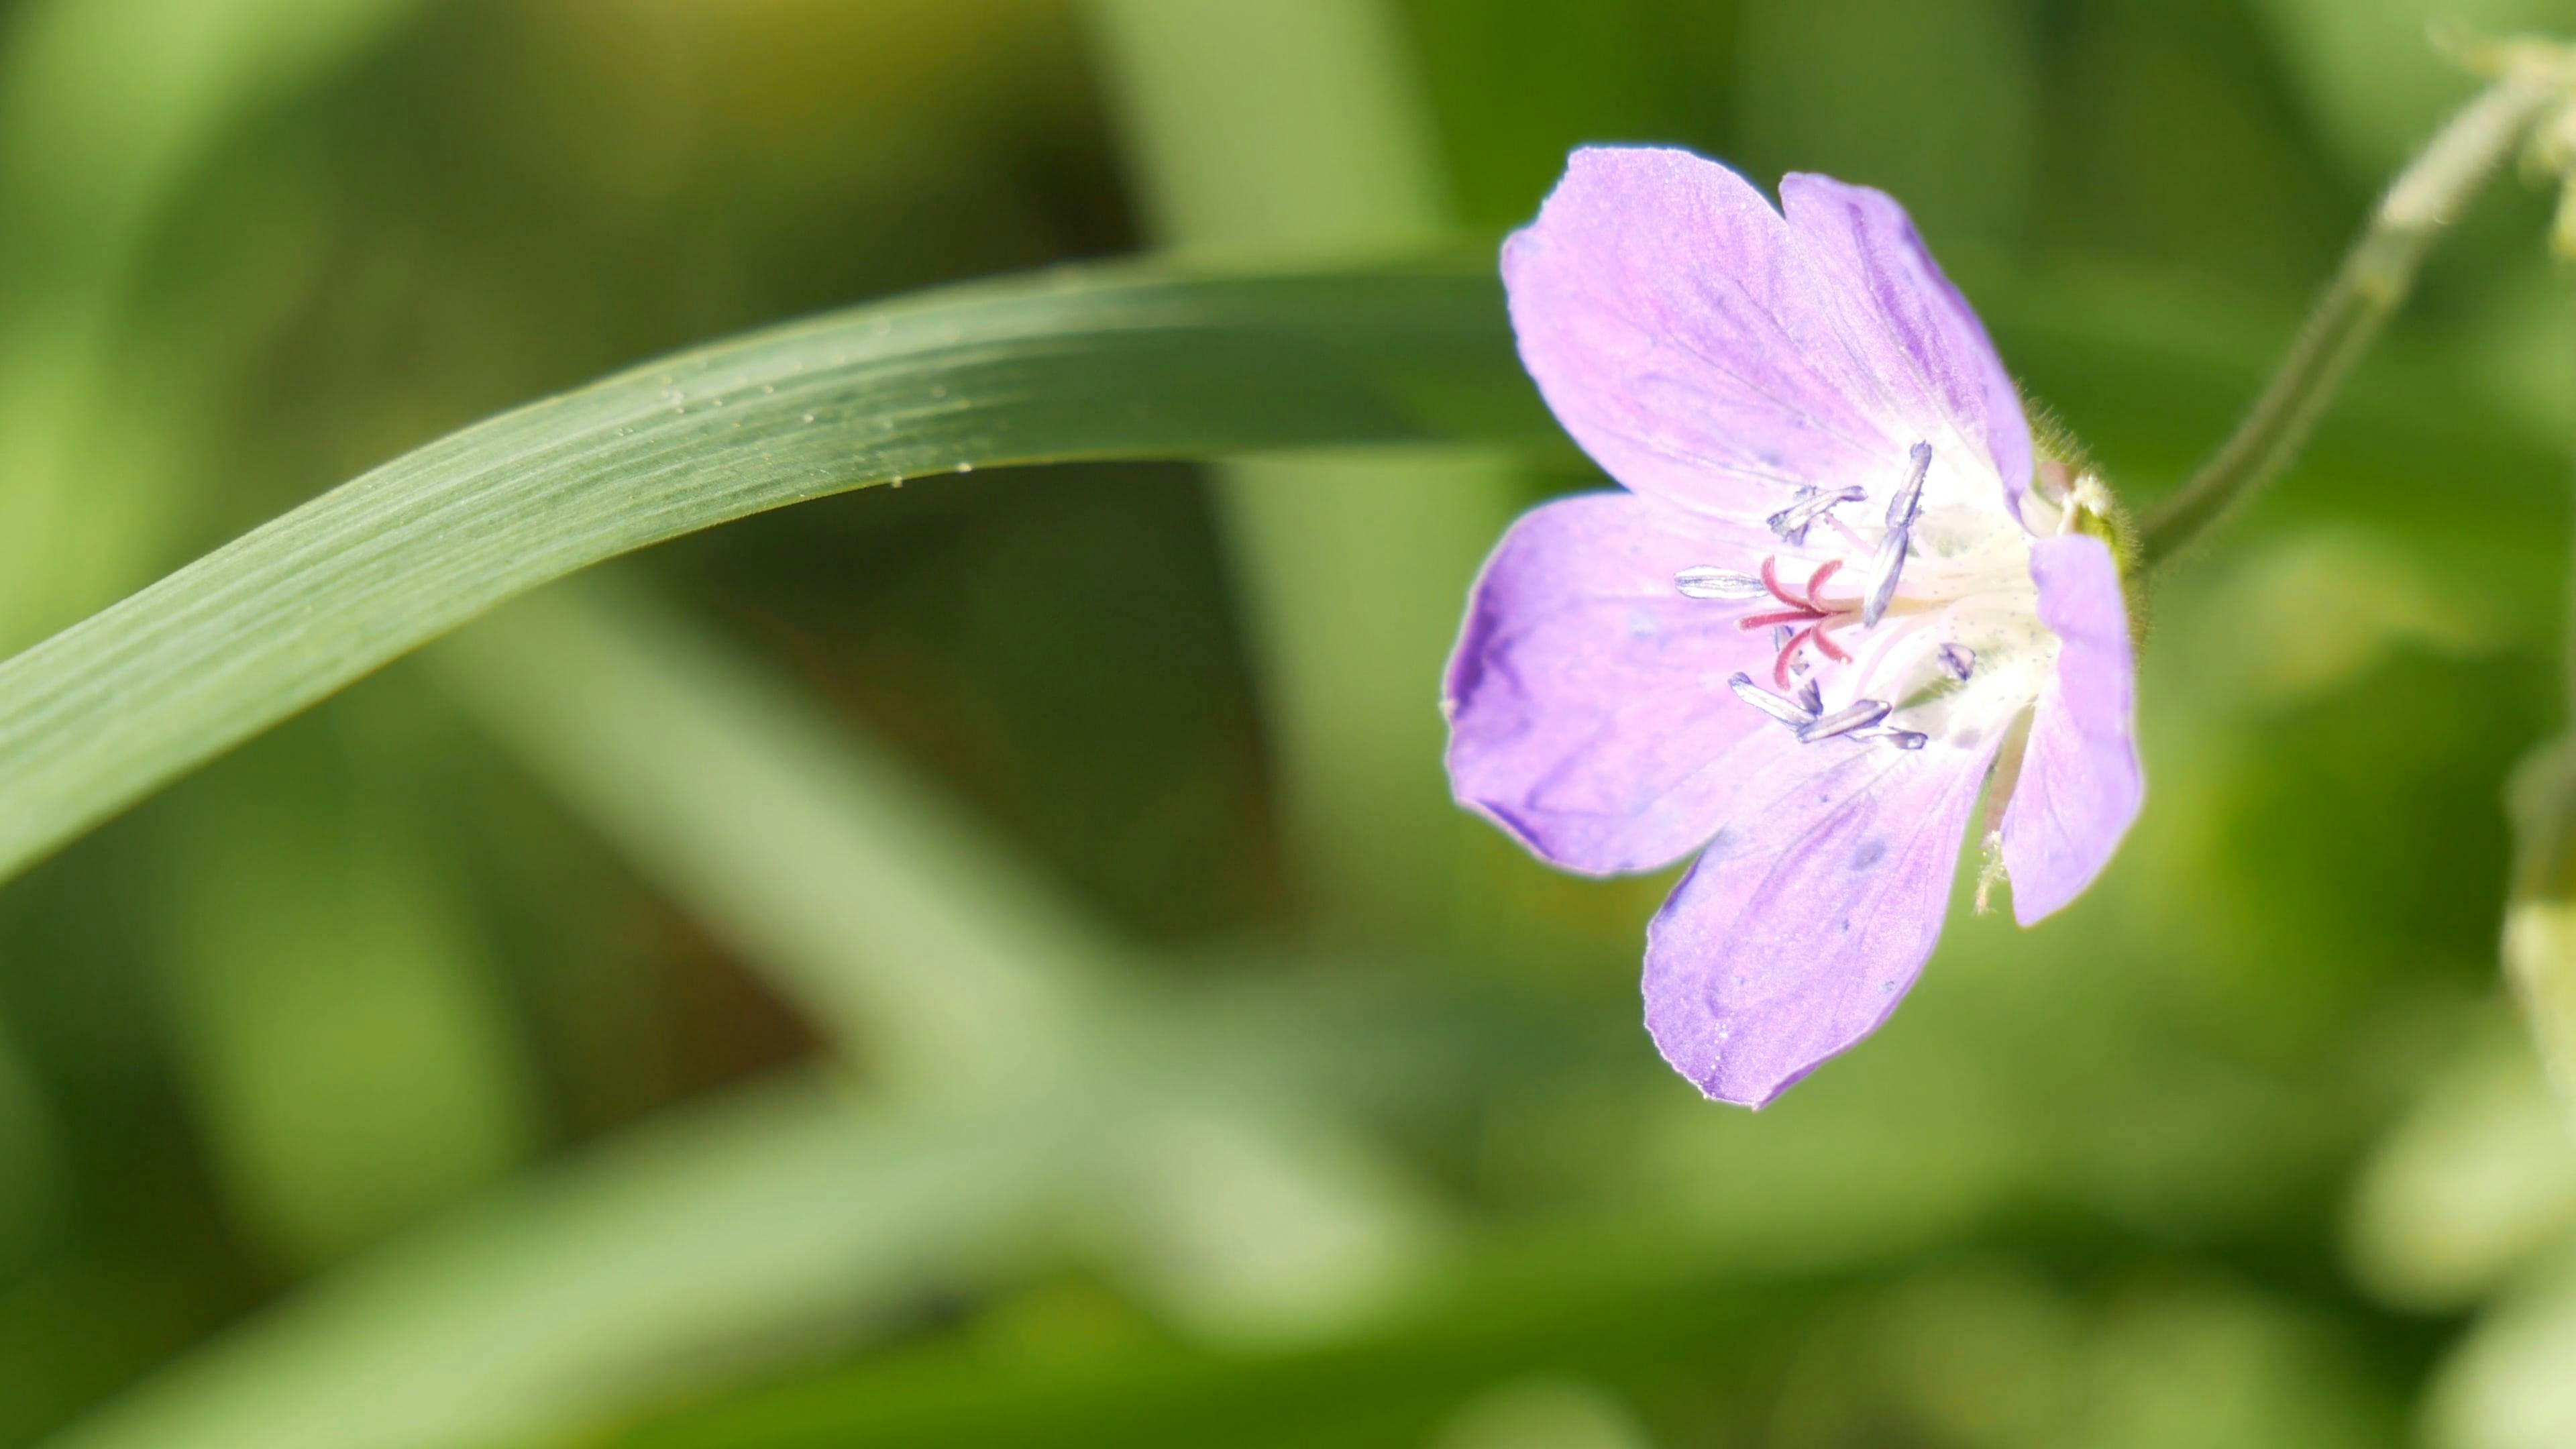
2139,64,2565,569
2563,465,2576,719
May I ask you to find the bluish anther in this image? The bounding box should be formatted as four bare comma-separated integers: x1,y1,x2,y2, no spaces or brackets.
1766,484,1866,547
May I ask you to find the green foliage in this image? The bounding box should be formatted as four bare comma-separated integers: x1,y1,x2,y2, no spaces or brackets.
0,262,1548,888
4,3,2576,1449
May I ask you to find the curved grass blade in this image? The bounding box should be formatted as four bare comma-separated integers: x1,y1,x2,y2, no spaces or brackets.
429,580,1117,1080
0,260,1548,885
42,1071,1081,1449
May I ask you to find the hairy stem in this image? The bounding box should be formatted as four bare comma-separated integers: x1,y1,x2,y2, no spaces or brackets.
2139,64,2566,568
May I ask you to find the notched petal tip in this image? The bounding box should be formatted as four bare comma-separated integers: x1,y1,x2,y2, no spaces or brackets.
1505,146,2025,525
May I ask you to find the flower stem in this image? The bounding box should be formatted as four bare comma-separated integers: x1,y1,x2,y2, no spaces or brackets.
2139,63,2568,570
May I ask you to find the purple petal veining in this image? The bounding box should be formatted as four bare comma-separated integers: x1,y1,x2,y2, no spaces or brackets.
1450,144,2143,1106
1644,733,1992,1106
1444,491,1796,875
1999,535,2145,924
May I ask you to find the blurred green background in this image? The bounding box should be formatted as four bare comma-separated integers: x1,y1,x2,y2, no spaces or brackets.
6,1,2576,1445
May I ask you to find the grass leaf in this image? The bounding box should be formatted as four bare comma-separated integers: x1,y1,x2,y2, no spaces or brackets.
45,1073,1079,1449
0,260,1548,885
430,581,1118,1079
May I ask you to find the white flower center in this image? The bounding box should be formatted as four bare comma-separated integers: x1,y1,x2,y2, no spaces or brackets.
1683,441,2053,755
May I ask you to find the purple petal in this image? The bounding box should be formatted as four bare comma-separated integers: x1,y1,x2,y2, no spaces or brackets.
2000,534,2143,924
1644,732,1993,1106
1776,174,2035,527
1501,147,2029,523
1444,490,1797,875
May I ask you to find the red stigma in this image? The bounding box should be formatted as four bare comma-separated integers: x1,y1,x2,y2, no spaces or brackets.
1741,554,1858,686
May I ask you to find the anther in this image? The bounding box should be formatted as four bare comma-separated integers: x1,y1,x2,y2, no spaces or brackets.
1860,524,1909,628
1727,672,1817,728
1937,643,1975,681
1853,725,1929,751
1887,442,1931,530
1796,698,1891,744
1676,566,1768,600
1766,485,1866,546
1795,678,1823,715
1858,444,1931,629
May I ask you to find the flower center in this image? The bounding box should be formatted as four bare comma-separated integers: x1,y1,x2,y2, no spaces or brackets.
1676,441,2047,754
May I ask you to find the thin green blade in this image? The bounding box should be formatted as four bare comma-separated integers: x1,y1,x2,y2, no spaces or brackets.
0,260,1549,884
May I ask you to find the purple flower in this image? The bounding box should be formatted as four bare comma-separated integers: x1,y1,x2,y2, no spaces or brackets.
1443,148,2144,1107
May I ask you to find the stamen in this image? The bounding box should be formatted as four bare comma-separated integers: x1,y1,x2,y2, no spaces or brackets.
1860,523,1909,628
1676,566,1768,600
1766,485,1866,546
1937,643,1975,681
1727,672,1816,728
1886,442,1931,530
1852,725,1929,751
1795,678,1823,715
1796,698,1890,744
1857,443,1932,629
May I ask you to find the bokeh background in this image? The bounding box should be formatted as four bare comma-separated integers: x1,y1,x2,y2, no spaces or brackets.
5,1,2576,1445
